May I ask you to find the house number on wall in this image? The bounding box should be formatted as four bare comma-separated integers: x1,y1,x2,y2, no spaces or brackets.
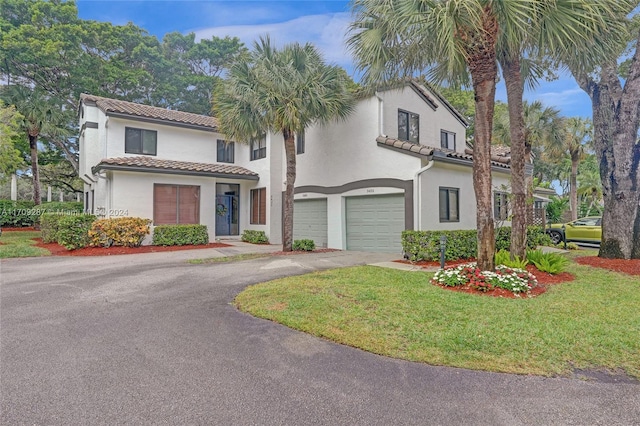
366,189,375,193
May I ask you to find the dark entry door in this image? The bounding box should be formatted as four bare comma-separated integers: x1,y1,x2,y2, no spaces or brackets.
215,183,239,236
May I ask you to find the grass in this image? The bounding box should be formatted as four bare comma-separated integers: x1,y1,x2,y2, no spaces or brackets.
0,231,50,258
234,259,640,379
188,252,270,264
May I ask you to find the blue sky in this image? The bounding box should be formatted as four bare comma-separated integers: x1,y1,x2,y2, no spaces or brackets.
76,0,593,118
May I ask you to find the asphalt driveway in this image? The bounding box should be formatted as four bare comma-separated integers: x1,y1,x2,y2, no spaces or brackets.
1,249,638,425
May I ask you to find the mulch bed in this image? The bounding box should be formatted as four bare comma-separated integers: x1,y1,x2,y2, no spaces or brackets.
34,239,232,256
574,256,640,276
2,227,37,232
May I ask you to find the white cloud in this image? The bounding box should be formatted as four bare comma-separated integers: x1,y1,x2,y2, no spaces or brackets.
532,87,585,108
191,12,354,71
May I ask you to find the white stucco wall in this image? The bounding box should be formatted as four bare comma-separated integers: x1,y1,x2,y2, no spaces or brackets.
294,97,421,188
380,86,467,153
418,161,511,231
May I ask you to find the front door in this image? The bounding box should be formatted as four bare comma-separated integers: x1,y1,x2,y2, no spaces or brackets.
216,183,239,236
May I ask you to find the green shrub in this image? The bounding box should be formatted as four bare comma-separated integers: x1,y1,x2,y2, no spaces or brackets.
152,224,209,246
402,230,477,262
90,217,152,247
241,230,269,244
495,249,528,269
293,239,315,251
404,226,553,262
554,242,579,250
0,201,84,227
526,249,570,274
40,213,65,243
495,226,551,251
55,214,96,250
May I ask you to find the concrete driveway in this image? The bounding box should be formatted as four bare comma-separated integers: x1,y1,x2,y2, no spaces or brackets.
1,248,638,425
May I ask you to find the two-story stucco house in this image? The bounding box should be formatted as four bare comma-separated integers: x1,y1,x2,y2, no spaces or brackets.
78,81,512,253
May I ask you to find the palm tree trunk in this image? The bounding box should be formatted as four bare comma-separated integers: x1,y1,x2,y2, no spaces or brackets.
501,56,527,259
29,134,41,205
570,154,579,221
467,7,498,271
282,129,297,252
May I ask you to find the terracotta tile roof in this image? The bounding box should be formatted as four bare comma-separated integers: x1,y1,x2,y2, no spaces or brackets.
377,136,510,169
80,94,218,130
93,156,259,180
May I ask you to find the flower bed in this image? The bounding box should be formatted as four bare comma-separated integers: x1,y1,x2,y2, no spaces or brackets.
432,263,538,297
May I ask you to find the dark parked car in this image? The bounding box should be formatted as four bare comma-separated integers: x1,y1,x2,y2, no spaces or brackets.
546,216,602,244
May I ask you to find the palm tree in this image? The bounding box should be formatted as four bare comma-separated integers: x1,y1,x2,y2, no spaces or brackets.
349,0,621,265
546,117,592,221
493,100,563,223
497,0,625,259
1,86,64,205
213,37,354,251
349,0,542,271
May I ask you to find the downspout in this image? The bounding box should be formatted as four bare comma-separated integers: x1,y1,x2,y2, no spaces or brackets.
414,157,435,230
375,91,384,136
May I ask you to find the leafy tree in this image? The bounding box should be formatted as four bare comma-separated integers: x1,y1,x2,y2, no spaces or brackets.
577,155,603,217
1,86,67,204
566,12,640,259
214,37,354,251
0,102,25,177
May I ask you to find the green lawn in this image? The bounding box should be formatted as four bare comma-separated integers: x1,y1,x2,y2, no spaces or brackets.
0,231,50,258
234,260,640,379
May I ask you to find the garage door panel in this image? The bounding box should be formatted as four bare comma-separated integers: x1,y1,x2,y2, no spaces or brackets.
346,194,404,253
293,199,328,248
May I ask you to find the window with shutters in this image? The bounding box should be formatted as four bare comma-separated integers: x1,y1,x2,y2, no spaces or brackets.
250,188,266,225
125,127,157,155
153,184,200,225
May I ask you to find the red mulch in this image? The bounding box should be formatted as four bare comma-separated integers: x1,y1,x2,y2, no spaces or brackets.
396,258,576,298
33,239,232,256
574,256,640,276
2,227,37,232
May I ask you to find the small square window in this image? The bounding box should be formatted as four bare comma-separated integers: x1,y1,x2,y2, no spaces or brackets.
439,187,459,222
125,127,157,155
217,140,235,163
440,130,456,150
251,138,266,160
398,110,419,143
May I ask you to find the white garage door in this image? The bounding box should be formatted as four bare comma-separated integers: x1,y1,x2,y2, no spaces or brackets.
293,199,328,248
346,194,405,253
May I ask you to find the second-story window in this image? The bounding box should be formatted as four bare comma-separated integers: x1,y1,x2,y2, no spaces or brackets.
398,109,419,143
441,130,456,150
296,131,305,154
251,138,266,160
125,127,157,155
217,140,235,163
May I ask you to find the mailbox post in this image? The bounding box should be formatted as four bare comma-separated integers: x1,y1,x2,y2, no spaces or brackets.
439,235,447,269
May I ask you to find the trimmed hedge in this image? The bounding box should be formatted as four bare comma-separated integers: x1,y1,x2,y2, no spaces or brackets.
402,226,552,262
55,214,97,250
293,239,315,251
40,213,65,243
89,217,151,247
152,224,209,246
241,230,269,244
0,200,84,227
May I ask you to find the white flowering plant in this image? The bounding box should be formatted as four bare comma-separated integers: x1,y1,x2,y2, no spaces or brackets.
432,263,537,294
